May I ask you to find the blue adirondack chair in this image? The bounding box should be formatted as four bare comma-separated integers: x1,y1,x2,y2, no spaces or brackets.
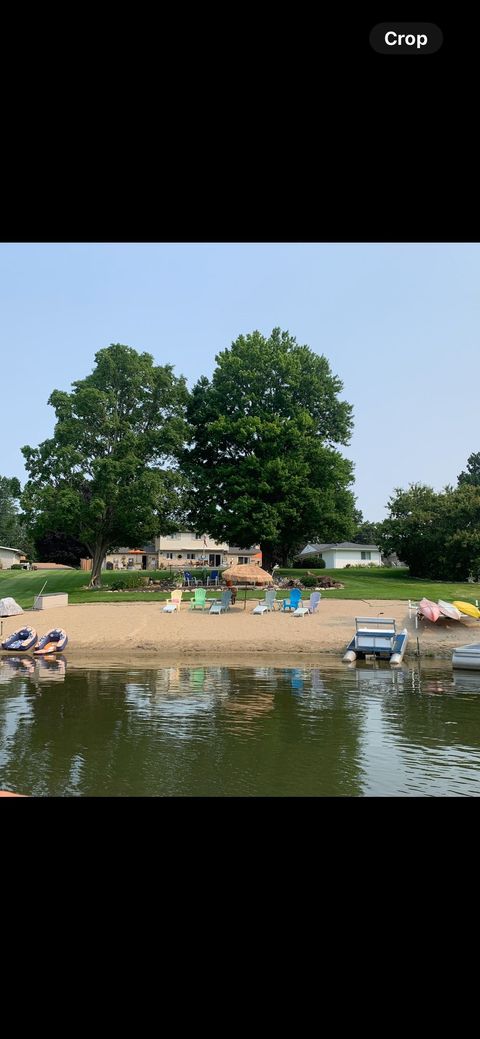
207,570,219,587
252,589,277,614
209,589,232,614
184,571,198,587
282,588,302,612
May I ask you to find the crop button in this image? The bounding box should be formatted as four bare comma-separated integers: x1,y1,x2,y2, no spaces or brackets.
370,23,443,55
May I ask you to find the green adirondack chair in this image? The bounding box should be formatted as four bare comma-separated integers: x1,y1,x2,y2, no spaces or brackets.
189,588,207,611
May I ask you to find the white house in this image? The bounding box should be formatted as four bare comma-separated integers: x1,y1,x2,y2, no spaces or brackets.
298,542,382,569
0,545,23,569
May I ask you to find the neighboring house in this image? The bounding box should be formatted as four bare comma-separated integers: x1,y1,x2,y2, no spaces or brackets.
0,544,22,569
226,546,262,567
104,546,158,571
80,534,262,572
298,542,382,568
155,532,261,569
81,546,158,571
156,532,229,569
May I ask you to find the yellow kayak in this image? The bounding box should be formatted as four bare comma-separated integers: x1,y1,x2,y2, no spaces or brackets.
453,601,480,619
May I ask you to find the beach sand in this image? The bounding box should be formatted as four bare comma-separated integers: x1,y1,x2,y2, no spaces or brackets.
1,599,479,662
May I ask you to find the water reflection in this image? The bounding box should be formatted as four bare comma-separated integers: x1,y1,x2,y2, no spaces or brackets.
34,656,67,684
0,655,67,686
0,656,36,681
452,672,480,694
1,661,480,796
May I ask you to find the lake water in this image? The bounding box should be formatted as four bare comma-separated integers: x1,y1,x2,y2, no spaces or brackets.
1,657,480,796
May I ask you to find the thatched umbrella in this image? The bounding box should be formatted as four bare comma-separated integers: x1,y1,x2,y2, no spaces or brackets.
222,563,273,609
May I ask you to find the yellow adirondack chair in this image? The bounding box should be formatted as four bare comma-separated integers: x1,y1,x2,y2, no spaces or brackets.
163,590,183,613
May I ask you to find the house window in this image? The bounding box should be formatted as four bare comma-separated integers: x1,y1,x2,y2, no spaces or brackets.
361,551,371,560
186,553,196,560
238,556,249,564
165,552,173,559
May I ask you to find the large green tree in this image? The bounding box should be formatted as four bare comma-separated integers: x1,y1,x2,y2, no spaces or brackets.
182,328,356,570
351,511,382,546
34,530,89,568
380,484,445,577
0,476,34,556
21,344,188,587
381,481,480,579
0,476,21,547
458,452,480,487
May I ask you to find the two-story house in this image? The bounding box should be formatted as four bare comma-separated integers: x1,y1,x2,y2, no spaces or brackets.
82,532,262,572
155,532,261,569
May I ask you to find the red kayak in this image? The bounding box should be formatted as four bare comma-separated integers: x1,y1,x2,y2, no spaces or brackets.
418,597,441,622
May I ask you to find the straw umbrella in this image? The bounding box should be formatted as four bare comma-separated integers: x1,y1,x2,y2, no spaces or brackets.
222,563,274,610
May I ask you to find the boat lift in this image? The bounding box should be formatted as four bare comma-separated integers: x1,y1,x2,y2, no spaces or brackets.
343,616,408,666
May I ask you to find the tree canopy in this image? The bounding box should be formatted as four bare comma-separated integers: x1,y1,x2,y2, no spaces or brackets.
458,451,480,487
182,328,356,569
21,344,188,586
0,476,33,556
351,512,382,546
34,530,89,568
380,481,480,580
0,476,21,546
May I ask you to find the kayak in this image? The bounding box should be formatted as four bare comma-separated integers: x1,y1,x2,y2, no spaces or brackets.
453,601,480,619
418,597,441,622
438,600,463,621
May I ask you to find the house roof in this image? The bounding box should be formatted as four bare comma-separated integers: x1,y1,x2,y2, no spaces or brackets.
32,562,74,569
228,546,261,553
299,542,380,555
111,548,144,554
0,545,22,554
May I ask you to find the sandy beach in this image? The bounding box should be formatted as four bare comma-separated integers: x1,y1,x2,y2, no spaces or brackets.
1,599,479,662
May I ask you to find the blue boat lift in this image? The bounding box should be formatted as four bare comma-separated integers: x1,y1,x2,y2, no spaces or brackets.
343,617,408,666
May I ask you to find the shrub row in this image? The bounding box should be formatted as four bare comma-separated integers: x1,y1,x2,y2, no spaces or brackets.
110,573,149,590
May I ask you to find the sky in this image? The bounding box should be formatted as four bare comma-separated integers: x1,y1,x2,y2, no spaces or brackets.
1,242,479,522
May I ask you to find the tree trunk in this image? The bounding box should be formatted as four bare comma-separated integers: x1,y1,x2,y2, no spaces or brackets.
88,541,108,588
260,542,276,573
261,541,297,570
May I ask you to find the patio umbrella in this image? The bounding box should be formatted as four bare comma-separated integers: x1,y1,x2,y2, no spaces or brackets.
222,563,274,609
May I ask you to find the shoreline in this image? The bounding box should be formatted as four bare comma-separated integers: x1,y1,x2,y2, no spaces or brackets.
1,600,479,662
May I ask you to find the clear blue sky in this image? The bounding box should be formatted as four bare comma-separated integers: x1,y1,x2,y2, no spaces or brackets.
1,242,478,521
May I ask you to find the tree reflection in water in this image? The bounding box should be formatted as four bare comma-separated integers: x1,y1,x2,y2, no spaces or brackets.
2,662,477,796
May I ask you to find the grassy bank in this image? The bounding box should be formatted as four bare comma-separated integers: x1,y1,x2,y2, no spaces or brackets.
1,566,479,608
279,567,480,602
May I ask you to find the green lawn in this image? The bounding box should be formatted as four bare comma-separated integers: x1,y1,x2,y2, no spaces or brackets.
278,567,480,602
1,566,479,608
